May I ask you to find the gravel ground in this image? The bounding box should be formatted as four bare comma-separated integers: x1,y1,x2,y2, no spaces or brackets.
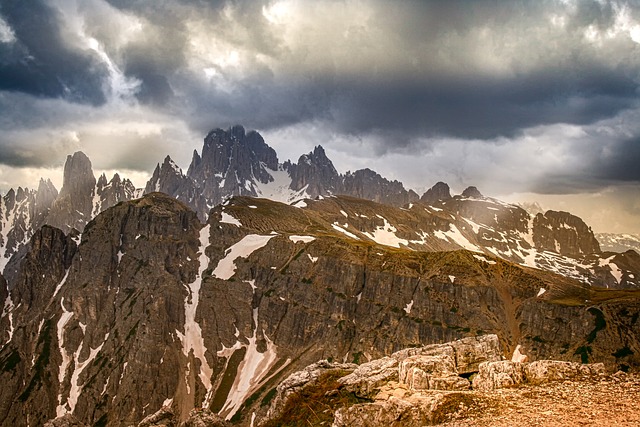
439,371,640,427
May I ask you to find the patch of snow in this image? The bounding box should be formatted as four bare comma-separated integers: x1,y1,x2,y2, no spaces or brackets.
473,254,497,265
609,262,623,284
356,292,362,303
331,224,360,240
212,234,275,280
430,207,443,212
163,397,173,407
220,212,242,227
362,217,408,248
119,362,128,385
448,275,455,283
307,254,318,263
292,200,307,208
176,225,215,406
404,300,414,314
249,205,257,209
463,217,482,234
289,235,316,243
340,210,348,217
537,288,546,297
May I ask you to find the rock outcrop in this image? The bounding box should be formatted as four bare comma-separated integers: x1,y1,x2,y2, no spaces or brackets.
262,334,610,427
472,360,606,390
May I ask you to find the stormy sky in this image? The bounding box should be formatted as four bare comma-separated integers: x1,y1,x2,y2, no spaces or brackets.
0,0,639,233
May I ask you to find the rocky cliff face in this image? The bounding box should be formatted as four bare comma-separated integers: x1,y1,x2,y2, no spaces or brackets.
533,210,601,256
0,193,638,427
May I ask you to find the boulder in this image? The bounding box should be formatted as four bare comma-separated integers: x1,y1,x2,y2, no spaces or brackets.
472,361,526,391
399,354,469,391
339,357,399,398
524,360,605,385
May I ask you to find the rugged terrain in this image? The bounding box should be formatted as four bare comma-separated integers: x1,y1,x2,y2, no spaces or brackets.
0,192,638,426
0,125,639,426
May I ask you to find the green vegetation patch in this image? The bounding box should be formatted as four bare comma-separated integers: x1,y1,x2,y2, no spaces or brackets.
262,370,369,427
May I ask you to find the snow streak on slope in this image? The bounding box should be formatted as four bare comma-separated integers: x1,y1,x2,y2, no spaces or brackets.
176,225,215,406
331,223,360,240
1,293,14,343
219,309,278,419
363,216,408,248
56,298,75,417
66,332,109,414
212,234,275,280
53,269,70,298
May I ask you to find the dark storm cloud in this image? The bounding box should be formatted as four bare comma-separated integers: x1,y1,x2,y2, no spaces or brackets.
0,0,108,105
592,137,640,182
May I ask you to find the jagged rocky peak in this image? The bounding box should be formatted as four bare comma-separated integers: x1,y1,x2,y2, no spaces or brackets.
186,125,279,205
461,186,483,198
420,181,452,204
533,210,601,256
341,168,419,206
289,145,340,197
146,155,185,193
46,151,97,232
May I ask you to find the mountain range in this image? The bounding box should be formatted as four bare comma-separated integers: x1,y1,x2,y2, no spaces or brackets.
0,126,639,426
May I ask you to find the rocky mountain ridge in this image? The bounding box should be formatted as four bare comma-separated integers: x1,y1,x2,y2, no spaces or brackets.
146,126,420,220
0,192,638,426
3,125,638,289
0,152,137,274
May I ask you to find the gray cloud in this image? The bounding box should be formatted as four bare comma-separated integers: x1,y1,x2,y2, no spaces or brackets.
0,0,640,233
0,0,109,104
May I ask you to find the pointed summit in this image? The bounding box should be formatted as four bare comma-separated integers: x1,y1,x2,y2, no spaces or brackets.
289,145,340,197
183,126,278,211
